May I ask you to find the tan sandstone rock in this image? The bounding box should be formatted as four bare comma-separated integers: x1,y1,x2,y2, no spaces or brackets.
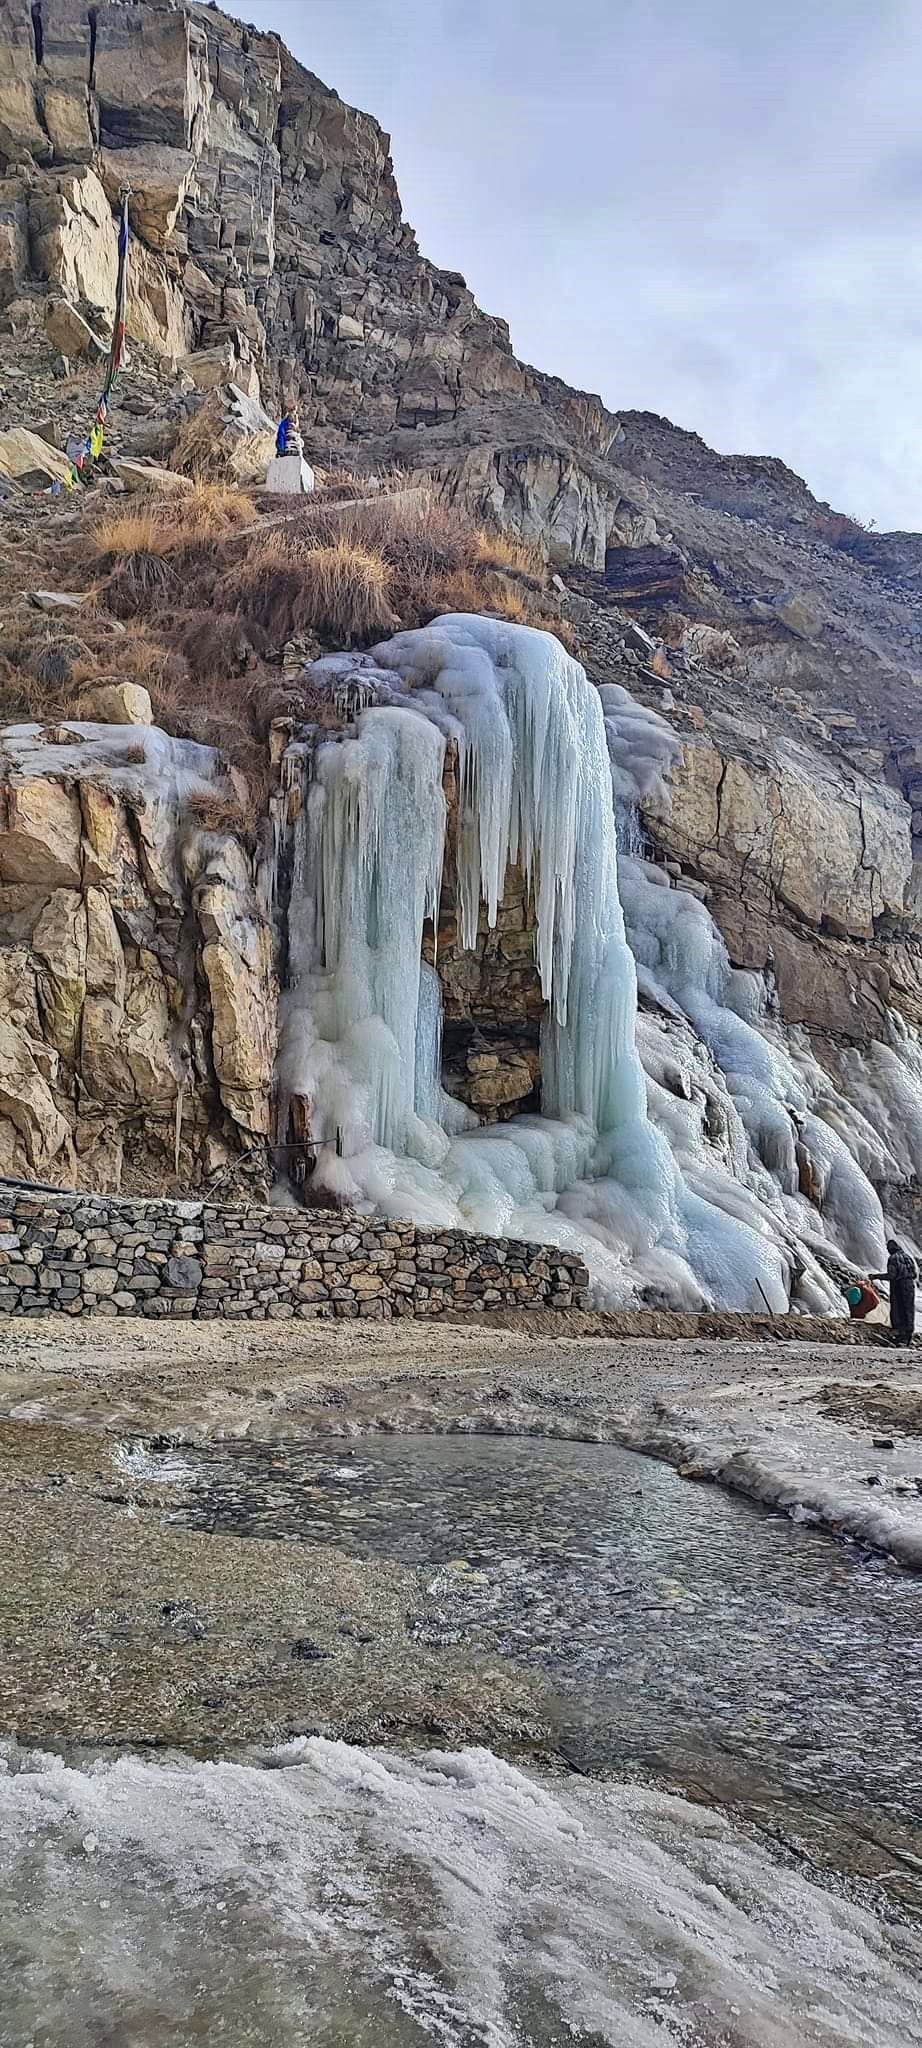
0,777,82,888
0,1012,70,1172
31,887,87,1061
171,382,277,484
80,682,153,726
44,295,107,361
29,167,118,318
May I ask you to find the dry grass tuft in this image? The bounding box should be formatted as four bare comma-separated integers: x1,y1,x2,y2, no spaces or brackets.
185,788,252,836
312,466,373,499
93,482,254,562
475,528,546,578
228,534,398,646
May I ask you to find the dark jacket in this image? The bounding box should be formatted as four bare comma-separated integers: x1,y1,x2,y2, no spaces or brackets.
888,1246,917,1289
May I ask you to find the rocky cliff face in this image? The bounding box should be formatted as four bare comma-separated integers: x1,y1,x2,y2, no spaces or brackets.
0,0,622,558
0,720,274,1192
0,0,918,1257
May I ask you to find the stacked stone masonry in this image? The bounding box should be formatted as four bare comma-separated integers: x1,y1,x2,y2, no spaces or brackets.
0,1186,589,1320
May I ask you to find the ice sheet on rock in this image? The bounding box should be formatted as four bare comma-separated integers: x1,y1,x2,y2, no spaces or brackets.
1,1740,921,2048
616,807,890,1301
834,1016,922,1196
0,722,230,806
598,680,684,809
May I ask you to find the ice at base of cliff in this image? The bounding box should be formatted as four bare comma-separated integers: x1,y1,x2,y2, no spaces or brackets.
2,1740,920,2048
276,616,910,1311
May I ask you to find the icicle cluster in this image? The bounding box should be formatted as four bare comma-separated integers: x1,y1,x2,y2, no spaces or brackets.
275,616,917,1312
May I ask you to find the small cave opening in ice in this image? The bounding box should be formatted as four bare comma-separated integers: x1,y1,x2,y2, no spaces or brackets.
268,615,915,1313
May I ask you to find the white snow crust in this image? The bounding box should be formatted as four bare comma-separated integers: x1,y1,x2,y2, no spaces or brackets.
2,1739,920,2047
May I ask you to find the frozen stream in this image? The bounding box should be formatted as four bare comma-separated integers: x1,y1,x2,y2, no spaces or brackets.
3,1433,922,2045
158,1433,922,1889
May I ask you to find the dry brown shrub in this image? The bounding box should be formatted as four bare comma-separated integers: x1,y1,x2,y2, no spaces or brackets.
475,527,546,578
228,535,398,646
31,633,92,690
175,610,253,685
185,788,251,835
93,483,254,564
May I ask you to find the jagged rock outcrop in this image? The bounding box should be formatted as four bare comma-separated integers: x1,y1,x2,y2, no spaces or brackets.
645,721,921,1041
0,723,275,1192
0,0,625,556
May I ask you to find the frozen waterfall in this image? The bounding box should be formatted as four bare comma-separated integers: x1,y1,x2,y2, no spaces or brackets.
276,614,859,1311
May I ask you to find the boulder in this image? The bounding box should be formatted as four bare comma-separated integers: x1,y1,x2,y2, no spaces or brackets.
177,342,238,391
0,181,29,281
171,382,278,484
465,1050,536,1109
32,888,87,1061
80,973,177,1108
127,239,191,358
0,428,73,491
202,930,274,1133
0,777,82,888
79,682,153,726
0,1013,70,1172
28,589,87,612
110,457,192,497
84,887,126,1003
40,84,94,161
195,841,276,1134
44,297,107,361
79,784,126,893
774,592,823,641
99,144,196,251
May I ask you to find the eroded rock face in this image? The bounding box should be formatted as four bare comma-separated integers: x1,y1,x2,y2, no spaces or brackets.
634,711,922,1051
648,731,912,945
0,722,276,1192
0,0,624,556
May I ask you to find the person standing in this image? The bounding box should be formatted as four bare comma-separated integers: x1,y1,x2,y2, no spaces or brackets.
874,1240,919,1345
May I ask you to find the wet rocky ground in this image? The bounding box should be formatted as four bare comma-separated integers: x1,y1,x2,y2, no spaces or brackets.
5,1311,922,2042
2,1312,921,1769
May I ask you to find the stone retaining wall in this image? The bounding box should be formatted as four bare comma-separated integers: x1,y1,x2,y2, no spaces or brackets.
0,1186,589,1319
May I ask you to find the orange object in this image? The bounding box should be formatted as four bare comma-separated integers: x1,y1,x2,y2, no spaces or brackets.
848,1281,881,1320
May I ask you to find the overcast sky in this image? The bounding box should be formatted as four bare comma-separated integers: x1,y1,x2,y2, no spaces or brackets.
248,0,922,532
